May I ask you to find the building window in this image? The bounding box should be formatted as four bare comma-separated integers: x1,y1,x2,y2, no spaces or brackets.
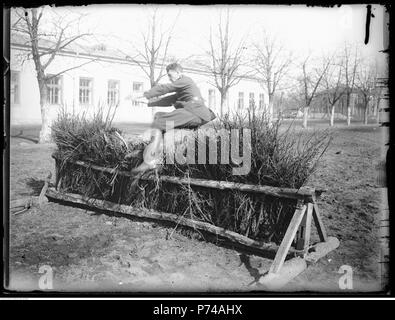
208,89,216,108
259,93,265,108
47,75,62,105
249,92,255,108
133,82,143,92
11,70,20,104
107,80,120,106
79,77,93,105
132,82,144,106
237,92,244,109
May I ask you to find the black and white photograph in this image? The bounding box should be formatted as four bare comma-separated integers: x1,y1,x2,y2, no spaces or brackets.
3,4,390,294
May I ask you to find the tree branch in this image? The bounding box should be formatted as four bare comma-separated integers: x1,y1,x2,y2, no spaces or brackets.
45,58,100,81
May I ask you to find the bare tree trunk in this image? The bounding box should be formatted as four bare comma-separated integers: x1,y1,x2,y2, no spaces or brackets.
302,106,309,129
326,105,331,119
38,80,52,143
220,91,228,117
347,106,351,126
346,93,351,126
352,99,355,115
267,99,274,122
329,105,335,127
364,103,369,125
376,98,381,124
373,98,377,116
150,78,157,118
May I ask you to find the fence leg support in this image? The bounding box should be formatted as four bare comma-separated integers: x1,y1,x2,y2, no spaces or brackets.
313,202,328,242
295,202,313,255
305,237,340,263
259,257,307,290
267,201,307,275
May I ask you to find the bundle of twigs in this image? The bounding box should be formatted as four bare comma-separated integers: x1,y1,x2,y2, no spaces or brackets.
51,105,331,243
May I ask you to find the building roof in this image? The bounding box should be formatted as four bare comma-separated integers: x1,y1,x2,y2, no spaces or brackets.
11,32,124,58
11,32,261,82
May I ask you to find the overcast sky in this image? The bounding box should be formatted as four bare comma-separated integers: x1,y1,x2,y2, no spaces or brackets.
15,4,388,74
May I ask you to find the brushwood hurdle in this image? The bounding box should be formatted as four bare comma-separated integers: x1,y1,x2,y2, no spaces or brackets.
46,152,339,289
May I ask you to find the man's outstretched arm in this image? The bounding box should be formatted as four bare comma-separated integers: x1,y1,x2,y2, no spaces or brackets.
147,93,178,107
143,78,185,99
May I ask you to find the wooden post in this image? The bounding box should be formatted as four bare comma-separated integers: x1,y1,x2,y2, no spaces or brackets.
295,215,305,250
295,202,313,251
312,202,328,242
302,202,313,253
54,158,60,190
269,201,307,274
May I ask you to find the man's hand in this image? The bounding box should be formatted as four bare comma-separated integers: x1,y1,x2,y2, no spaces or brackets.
133,95,148,105
127,94,148,105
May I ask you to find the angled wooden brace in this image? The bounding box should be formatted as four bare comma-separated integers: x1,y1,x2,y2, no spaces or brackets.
295,202,314,254
268,200,307,274
312,201,328,243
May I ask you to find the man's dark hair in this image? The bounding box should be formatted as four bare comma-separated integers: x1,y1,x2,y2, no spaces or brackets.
166,63,183,73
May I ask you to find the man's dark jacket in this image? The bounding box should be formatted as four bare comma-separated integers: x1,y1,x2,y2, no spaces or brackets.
143,75,215,122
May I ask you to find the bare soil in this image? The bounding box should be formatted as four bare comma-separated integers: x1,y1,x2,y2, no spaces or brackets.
7,121,388,293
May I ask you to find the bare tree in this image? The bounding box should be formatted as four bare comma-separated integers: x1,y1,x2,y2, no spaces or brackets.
298,55,331,128
252,31,292,120
207,9,249,117
355,63,377,125
342,44,359,126
12,7,94,143
116,8,180,117
322,57,347,126
123,8,180,88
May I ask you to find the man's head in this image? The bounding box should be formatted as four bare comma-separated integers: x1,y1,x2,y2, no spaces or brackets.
166,63,183,82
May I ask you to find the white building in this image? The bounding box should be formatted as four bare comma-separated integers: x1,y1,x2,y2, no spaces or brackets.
10,36,269,126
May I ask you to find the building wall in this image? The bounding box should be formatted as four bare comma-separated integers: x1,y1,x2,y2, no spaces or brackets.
10,51,43,125
10,45,268,126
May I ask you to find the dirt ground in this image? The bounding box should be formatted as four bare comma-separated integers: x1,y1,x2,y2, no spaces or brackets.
6,120,389,293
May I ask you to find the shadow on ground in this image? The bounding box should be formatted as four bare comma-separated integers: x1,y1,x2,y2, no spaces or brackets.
10,130,39,144
26,177,46,196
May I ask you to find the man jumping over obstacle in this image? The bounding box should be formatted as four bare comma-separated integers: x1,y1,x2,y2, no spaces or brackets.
131,62,216,173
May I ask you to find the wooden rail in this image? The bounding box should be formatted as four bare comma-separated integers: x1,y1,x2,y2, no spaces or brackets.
45,187,299,256
52,154,322,201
